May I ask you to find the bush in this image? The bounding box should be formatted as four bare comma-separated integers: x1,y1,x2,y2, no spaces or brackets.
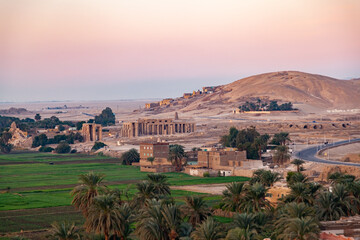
70,149,77,154
92,142,107,151
55,142,71,153
32,133,48,148
121,148,140,165
203,172,210,177
39,146,54,152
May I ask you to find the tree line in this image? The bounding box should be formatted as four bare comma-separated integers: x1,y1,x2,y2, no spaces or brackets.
239,99,295,112
41,169,360,240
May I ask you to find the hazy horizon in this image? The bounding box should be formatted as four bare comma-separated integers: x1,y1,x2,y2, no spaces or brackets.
1,1,359,102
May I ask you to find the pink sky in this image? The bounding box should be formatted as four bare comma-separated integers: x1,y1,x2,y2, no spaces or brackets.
0,0,359,101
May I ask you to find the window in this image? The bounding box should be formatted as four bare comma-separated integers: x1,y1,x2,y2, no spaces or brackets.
150,153,153,156
144,153,146,156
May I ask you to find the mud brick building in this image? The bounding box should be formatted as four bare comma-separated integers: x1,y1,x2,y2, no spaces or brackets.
139,142,175,172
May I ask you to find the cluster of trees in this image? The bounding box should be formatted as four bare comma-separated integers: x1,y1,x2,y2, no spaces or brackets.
220,127,291,164
120,148,140,165
239,99,295,112
0,115,34,132
32,133,83,148
48,169,360,240
94,107,115,126
0,131,12,153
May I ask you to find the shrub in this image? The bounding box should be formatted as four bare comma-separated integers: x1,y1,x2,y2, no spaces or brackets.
55,142,71,153
70,149,77,154
91,142,107,151
39,146,54,152
203,172,210,177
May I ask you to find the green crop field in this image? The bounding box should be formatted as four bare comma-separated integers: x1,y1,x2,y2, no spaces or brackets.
0,152,248,234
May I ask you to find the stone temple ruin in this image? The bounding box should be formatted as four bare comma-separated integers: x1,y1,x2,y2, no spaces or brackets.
120,114,195,138
81,123,102,142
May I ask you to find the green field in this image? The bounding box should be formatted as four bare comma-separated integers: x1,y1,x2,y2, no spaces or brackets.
0,152,247,234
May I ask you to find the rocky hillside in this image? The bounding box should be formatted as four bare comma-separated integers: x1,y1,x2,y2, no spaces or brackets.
179,71,360,112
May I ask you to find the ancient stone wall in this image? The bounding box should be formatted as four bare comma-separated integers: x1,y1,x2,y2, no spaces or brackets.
82,123,102,142
121,118,195,138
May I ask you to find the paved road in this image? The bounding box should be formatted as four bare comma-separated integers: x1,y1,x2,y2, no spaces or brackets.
294,138,360,167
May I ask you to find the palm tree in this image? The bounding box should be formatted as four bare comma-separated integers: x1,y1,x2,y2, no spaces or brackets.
272,132,290,146
275,202,318,240
286,172,308,185
84,194,121,240
250,170,281,187
115,203,135,240
291,159,305,172
254,134,270,160
332,183,359,216
181,196,212,227
225,227,258,240
191,217,225,240
50,221,82,240
232,213,258,233
133,181,156,207
222,182,245,212
147,157,155,166
240,183,271,213
315,191,342,221
147,173,171,196
71,171,106,216
273,146,290,166
280,217,319,240
135,199,182,240
168,144,187,171
284,182,316,205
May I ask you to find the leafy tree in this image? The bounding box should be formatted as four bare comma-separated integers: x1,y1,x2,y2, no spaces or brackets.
85,194,121,240
191,217,225,240
71,171,107,216
50,221,82,240
168,144,187,171
55,142,71,153
58,125,65,131
273,145,290,166
32,133,48,148
181,196,211,227
35,113,41,121
121,148,140,165
0,131,13,153
95,107,115,126
39,146,54,152
76,121,85,131
91,142,107,151
291,159,305,172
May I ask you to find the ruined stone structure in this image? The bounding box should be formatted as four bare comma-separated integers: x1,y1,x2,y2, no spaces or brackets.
8,122,32,148
81,123,102,142
120,118,195,138
139,142,175,172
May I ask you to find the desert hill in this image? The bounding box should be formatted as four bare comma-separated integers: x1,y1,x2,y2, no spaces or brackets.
178,71,360,113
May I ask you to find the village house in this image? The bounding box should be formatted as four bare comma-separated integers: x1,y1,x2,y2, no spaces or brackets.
159,98,174,106
138,142,175,173
185,148,264,177
145,102,160,109
183,93,192,99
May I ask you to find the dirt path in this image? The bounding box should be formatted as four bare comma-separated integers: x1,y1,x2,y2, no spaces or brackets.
171,183,227,195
